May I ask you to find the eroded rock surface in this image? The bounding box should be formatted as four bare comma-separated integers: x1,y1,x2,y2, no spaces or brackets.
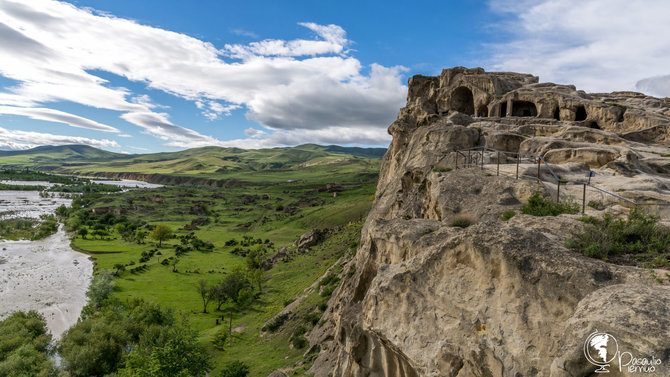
308,67,670,377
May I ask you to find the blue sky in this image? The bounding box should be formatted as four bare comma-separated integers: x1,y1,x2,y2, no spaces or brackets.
0,0,669,153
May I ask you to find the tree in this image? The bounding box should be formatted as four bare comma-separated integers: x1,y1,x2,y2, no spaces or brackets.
135,230,147,244
249,268,264,293
196,280,212,313
220,268,251,339
210,283,227,311
150,224,173,247
0,311,55,377
77,227,88,239
118,325,211,377
170,257,179,273
87,270,115,308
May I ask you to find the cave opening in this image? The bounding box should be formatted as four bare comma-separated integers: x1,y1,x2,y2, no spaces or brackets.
476,105,488,117
511,101,537,117
588,121,600,129
575,105,587,121
500,102,507,117
553,107,560,120
449,87,475,116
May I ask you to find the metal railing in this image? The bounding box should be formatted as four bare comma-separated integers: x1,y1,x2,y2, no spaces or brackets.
449,146,670,215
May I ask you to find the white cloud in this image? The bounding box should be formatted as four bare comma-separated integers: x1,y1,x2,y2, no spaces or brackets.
230,28,259,39
0,0,407,149
488,0,670,96
0,126,119,149
0,106,119,132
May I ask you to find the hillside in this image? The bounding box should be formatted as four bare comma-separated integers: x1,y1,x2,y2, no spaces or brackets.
0,144,386,184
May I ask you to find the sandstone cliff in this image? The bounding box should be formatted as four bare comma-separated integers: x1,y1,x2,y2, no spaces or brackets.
307,67,670,377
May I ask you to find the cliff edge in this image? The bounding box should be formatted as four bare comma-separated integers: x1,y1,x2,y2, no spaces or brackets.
308,67,670,377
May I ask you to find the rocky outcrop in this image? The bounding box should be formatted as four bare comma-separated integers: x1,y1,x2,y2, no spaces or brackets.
308,67,670,376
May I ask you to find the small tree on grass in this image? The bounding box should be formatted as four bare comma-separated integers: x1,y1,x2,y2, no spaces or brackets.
196,280,212,313
135,230,147,244
150,224,173,247
220,268,251,341
77,227,88,239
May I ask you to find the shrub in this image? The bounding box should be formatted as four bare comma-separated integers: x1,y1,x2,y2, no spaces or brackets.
291,335,308,349
211,329,227,351
588,201,606,210
566,209,670,261
265,313,289,332
303,311,322,326
520,192,578,216
87,270,114,308
501,210,516,221
219,360,249,377
450,215,474,228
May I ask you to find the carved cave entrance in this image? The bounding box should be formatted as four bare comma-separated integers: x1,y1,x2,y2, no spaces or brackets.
476,105,488,117
450,86,475,116
575,105,587,121
511,101,537,117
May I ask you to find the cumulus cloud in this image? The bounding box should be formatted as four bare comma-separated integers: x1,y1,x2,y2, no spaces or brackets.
488,0,670,96
0,126,119,149
0,0,407,149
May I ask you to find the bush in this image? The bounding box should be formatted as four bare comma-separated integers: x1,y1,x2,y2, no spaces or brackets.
501,210,516,221
291,335,308,349
303,311,322,326
450,215,474,228
86,270,114,308
265,313,289,332
211,329,228,351
219,360,249,377
520,192,578,216
566,209,670,261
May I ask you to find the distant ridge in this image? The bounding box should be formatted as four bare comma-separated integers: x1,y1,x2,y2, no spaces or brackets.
0,143,387,179
0,144,126,160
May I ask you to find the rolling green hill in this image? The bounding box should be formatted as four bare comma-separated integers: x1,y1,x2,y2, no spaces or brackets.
0,144,386,184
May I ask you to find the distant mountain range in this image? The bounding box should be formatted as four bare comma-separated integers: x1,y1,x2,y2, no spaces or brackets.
0,144,386,183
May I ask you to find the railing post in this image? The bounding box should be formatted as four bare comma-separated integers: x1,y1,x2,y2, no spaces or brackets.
582,183,587,214
556,180,560,202
537,158,541,181
481,149,484,170
496,151,500,176
516,154,519,179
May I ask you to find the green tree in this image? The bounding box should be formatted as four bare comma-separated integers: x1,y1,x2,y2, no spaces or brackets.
87,270,115,308
77,227,88,239
59,315,130,377
118,324,211,377
220,268,251,339
150,224,173,247
196,279,212,313
0,311,55,377
135,229,147,244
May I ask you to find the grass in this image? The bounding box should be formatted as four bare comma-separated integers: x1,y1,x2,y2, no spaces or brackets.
501,210,516,221
520,192,579,216
68,181,372,376
450,215,474,228
566,209,670,267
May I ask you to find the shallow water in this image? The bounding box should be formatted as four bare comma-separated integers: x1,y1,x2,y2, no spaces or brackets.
90,179,162,188
0,189,92,339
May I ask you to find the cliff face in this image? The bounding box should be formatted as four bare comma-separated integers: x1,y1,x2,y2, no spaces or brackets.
308,67,670,377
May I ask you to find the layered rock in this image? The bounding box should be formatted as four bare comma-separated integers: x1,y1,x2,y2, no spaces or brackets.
308,68,670,377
